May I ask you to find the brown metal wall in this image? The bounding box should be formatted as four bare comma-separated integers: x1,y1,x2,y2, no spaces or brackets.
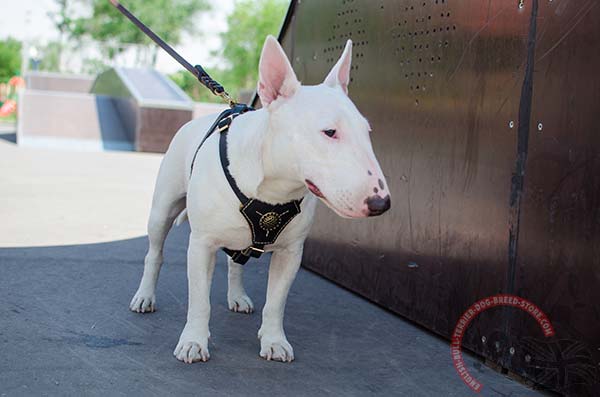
276,0,600,394
506,2,600,394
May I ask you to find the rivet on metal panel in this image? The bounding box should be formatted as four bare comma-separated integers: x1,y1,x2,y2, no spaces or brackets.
481,336,487,343
537,122,543,132
509,120,514,128
509,347,515,355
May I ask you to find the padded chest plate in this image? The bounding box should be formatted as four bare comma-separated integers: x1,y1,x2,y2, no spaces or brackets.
240,199,302,245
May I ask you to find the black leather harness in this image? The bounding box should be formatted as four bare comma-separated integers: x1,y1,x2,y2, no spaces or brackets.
190,104,303,264
110,1,304,264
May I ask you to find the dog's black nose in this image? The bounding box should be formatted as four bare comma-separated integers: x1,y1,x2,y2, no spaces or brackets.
365,194,391,216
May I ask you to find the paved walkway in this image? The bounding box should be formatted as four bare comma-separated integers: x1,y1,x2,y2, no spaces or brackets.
0,131,544,396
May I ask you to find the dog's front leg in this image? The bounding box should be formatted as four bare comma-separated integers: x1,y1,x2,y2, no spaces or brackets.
258,243,303,362
174,234,215,363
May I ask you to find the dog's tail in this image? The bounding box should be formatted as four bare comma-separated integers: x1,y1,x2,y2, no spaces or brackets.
174,209,188,226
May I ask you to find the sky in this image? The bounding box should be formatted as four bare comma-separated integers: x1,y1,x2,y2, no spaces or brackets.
0,0,235,74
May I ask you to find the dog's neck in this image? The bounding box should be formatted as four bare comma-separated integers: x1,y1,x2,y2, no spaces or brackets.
227,109,307,204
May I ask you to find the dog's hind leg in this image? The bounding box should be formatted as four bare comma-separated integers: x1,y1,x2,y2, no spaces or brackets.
227,257,254,314
130,190,186,313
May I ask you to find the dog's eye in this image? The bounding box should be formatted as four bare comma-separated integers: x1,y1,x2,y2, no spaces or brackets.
322,129,337,138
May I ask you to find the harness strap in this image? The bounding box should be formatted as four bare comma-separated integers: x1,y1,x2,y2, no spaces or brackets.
190,107,235,177
223,246,264,265
219,126,249,204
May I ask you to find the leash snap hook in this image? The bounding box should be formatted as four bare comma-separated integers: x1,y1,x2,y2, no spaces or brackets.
218,91,237,108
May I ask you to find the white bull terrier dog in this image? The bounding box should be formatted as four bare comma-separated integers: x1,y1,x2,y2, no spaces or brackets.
129,36,391,363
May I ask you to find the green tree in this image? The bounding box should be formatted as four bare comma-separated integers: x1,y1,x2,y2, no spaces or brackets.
49,0,75,39
72,0,210,65
217,0,288,96
0,38,22,82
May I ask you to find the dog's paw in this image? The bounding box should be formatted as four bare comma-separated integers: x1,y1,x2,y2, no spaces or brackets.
129,290,155,313
174,340,210,363
259,336,294,363
174,324,210,364
227,293,254,314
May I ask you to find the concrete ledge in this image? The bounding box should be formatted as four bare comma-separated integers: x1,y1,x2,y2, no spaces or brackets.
17,89,132,151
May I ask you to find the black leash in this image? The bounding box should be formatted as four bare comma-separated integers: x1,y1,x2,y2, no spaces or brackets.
109,0,236,107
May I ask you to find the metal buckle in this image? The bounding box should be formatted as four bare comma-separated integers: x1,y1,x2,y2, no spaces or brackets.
217,115,234,133
241,246,264,257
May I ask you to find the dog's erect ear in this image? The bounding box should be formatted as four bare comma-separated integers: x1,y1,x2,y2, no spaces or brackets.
257,35,300,106
323,40,352,94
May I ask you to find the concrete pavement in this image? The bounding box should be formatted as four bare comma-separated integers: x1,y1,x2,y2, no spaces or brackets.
0,123,161,247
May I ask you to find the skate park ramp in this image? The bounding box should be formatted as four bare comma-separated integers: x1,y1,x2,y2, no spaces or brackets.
18,68,194,152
